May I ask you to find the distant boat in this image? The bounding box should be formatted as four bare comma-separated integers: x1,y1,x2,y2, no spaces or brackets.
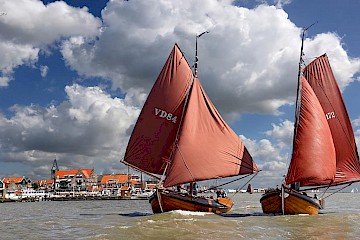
260,28,360,215
122,42,259,214
351,188,359,193
246,184,254,194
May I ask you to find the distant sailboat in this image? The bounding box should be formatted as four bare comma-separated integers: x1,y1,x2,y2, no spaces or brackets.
260,29,360,215
247,184,254,194
351,188,359,193
122,42,259,214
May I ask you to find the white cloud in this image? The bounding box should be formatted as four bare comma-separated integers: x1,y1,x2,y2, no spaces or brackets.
0,0,101,86
265,119,294,148
303,33,360,91
0,84,140,179
40,65,48,77
0,41,39,86
60,0,360,119
239,134,289,187
355,129,360,147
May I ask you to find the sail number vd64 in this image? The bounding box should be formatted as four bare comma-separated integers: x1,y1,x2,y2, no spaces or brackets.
325,111,335,120
154,108,178,123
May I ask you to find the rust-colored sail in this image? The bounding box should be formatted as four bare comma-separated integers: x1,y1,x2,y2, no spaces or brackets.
124,44,258,186
164,77,258,187
123,44,193,175
303,54,360,184
286,76,336,186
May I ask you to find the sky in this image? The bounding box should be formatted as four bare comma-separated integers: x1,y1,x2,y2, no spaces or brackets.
0,0,360,189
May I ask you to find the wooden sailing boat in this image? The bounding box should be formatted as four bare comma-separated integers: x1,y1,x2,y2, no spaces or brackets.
122,41,259,214
260,30,360,215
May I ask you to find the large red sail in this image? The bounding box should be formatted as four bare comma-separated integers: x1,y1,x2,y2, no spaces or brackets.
164,77,258,187
286,76,336,186
123,44,193,175
303,54,360,184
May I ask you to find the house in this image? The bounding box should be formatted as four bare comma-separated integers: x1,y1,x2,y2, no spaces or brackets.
3,177,30,191
55,169,97,192
36,179,54,191
99,174,131,195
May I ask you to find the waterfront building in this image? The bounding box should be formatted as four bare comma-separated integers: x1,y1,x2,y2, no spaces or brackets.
55,169,98,192
36,179,55,191
3,177,31,190
99,174,129,195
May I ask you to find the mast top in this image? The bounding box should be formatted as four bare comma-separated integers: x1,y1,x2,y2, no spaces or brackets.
194,31,209,78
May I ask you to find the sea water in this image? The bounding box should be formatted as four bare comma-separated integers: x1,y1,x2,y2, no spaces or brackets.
1,193,360,239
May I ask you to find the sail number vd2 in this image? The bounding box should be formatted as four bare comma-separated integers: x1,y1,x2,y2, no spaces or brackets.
325,111,335,120
154,108,178,123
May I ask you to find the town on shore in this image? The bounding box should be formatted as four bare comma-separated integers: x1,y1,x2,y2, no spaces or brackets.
0,159,266,203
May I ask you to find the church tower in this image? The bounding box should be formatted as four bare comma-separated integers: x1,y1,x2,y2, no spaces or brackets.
51,158,59,191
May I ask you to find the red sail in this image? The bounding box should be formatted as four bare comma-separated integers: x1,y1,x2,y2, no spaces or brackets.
123,44,193,175
303,54,360,184
286,76,336,186
164,77,258,187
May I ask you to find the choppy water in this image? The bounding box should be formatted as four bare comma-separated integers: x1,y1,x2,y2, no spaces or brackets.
1,193,360,239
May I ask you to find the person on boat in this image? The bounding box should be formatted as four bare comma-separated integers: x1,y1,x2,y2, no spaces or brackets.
314,194,318,199
193,182,198,196
216,189,221,198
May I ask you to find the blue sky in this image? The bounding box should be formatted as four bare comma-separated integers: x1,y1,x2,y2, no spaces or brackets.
0,0,359,189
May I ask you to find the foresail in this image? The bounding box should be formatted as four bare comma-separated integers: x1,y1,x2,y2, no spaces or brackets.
164,78,258,187
303,54,360,184
123,44,193,175
286,76,336,186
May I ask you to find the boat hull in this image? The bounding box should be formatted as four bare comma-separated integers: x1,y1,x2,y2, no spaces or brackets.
260,188,322,215
149,189,233,214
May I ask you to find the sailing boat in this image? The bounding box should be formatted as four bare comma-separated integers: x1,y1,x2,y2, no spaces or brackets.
122,42,259,214
260,30,360,215
246,183,254,194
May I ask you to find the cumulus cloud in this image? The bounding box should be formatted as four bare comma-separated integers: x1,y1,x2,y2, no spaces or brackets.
0,84,140,179
0,0,101,86
61,0,360,119
40,65,49,77
239,134,289,187
265,119,294,148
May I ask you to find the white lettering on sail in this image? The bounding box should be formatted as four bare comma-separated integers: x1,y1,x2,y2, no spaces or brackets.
155,108,161,116
325,111,335,120
154,108,177,123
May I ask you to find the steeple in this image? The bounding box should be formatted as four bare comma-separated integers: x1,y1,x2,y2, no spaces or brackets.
51,158,59,191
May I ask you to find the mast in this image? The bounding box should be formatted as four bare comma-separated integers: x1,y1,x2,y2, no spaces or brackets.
161,32,209,183
290,23,317,192
293,22,317,148
194,31,209,78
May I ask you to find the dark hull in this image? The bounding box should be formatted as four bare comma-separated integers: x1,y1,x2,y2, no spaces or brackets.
260,188,322,215
149,189,233,214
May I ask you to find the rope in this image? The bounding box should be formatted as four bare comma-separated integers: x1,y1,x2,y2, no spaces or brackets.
322,183,352,199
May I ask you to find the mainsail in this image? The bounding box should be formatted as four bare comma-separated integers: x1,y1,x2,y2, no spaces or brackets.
303,54,360,185
286,54,360,188
124,44,258,187
286,76,336,186
124,44,193,175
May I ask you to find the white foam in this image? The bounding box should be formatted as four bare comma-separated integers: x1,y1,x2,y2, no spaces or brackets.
171,210,210,216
